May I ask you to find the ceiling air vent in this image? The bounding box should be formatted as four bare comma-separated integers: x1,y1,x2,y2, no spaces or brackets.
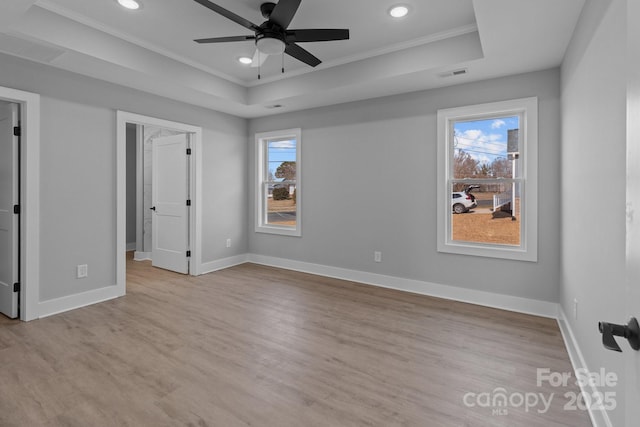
438,68,468,78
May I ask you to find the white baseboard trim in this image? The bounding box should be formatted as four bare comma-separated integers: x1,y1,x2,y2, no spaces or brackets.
247,254,558,318
126,242,136,251
33,253,557,320
557,307,612,427
37,285,124,319
134,251,151,261
200,254,250,275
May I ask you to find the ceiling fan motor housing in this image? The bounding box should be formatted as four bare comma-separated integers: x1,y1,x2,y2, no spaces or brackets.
260,2,276,19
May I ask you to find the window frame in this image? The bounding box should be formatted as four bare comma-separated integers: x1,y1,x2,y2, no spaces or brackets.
255,128,302,236
436,97,538,261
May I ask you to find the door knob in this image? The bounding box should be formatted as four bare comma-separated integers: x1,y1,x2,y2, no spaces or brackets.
598,317,640,352
150,206,156,211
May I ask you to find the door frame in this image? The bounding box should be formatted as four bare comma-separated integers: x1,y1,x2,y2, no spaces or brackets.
116,111,203,284
626,0,640,421
0,86,40,321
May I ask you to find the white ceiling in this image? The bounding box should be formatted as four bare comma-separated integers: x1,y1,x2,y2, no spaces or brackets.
0,0,585,118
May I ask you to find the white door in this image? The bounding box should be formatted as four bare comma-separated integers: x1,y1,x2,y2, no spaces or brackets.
151,133,189,274
0,102,19,318
627,0,640,420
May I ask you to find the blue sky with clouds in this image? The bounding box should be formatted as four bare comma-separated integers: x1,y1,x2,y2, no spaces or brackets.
453,115,519,165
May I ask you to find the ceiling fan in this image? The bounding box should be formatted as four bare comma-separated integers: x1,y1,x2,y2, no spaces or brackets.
192,0,350,69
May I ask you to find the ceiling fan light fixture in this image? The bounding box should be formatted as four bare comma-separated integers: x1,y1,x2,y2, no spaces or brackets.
193,0,349,69
389,5,409,18
256,37,286,55
117,0,141,10
238,56,253,65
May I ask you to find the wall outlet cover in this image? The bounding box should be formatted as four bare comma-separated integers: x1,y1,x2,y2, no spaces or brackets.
77,264,88,279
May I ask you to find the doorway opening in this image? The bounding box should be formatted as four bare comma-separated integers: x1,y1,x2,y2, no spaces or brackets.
116,112,203,288
126,123,193,273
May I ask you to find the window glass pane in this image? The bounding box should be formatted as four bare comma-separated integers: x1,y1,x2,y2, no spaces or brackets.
437,98,536,261
266,138,297,228
267,139,297,181
453,116,520,179
450,182,521,246
266,183,297,226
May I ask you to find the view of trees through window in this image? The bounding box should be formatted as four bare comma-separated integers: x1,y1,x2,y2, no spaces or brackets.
450,116,521,246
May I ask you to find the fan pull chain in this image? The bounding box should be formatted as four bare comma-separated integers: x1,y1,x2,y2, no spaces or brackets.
282,53,284,74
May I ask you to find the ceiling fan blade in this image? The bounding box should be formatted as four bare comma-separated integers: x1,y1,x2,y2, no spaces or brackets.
192,0,259,31
194,35,256,44
285,43,321,67
250,49,269,68
269,0,301,29
286,29,350,43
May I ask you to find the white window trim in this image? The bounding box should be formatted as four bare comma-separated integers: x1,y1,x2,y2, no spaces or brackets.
436,97,538,262
255,128,302,236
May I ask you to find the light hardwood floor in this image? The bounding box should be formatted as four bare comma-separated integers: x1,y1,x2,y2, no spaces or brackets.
0,255,592,426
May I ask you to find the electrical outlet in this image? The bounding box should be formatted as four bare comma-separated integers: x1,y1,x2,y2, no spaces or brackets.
77,264,88,279
573,298,578,320
226,238,232,248
374,251,382,263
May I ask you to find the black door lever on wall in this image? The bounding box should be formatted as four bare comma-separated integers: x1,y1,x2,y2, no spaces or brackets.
150,206,156,211
598,317,640,352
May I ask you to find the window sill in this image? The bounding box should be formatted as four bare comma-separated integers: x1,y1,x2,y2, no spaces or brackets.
255,225,301,237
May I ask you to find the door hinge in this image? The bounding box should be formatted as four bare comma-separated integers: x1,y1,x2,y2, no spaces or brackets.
13,205,19,214
186,199,191,206
186,250,191,257
186,148,192,155
13,283,20,293
13,126,21,137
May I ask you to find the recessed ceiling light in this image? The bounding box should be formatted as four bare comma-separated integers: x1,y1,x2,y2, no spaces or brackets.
238,56,253,65
389,5,409,18
117,0,141,10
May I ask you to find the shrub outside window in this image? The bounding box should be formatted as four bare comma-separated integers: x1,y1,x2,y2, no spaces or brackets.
436,98,538,261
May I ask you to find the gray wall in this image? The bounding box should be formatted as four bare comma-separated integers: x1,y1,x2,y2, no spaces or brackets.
0,53,248,302
561,0,626,424
125,123,137,247
248,68,562,302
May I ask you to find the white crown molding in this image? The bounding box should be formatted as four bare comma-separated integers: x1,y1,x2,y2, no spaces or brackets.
35,0,246,85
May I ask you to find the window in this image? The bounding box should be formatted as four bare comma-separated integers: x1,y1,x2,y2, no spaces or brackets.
437,98,538,261
255,128,301,236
